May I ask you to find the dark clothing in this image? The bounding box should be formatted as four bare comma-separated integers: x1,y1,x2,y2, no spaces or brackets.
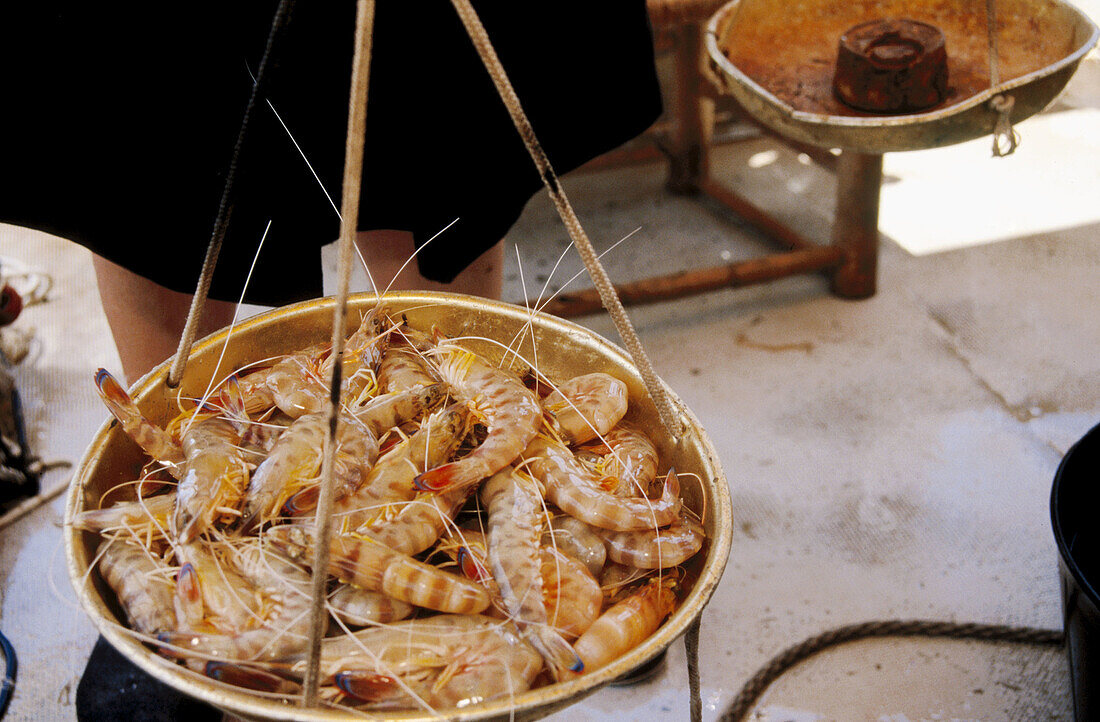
1,2,662,305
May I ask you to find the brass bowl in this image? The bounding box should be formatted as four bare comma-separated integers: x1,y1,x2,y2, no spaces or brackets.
65,292,733,721
705,0,1099,152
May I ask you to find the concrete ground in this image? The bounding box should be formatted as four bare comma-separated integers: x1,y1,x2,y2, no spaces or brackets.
1,9,1098,720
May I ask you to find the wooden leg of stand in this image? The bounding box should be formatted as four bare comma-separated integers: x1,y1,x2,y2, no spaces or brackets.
665,22,708,194
830,151,883,299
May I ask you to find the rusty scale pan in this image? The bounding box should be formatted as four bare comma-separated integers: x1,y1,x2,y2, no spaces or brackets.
705,0,1099,152
64,291,733,721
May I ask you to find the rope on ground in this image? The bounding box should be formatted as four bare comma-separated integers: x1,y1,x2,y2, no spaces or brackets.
719,619,1064,722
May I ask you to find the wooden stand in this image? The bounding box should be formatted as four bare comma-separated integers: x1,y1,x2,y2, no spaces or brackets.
542,1,882,317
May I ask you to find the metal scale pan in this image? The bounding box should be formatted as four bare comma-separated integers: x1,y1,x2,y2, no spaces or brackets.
704,0,1099,153
64,292,733,722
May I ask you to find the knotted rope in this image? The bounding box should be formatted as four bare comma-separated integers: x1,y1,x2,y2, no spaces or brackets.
719,619,1063,721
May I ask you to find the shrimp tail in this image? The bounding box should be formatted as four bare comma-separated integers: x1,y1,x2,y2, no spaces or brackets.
204,661,301,694
211,374,250,429
94,368,132,415
280,486,319,517
534,628,585,679
333,671,404,703
175,561,203,628
412,462,470,493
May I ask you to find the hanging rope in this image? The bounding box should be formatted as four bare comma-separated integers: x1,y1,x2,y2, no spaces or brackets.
166,0,297,388
447,3,704,718
301,0,376,708
447,0,685,442
986,0,1020,156
719,619,1063,721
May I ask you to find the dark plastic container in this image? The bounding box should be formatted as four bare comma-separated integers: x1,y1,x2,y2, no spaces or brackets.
1051,420,1100,722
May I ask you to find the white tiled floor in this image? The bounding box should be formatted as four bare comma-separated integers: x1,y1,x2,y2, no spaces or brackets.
2,16,1099,722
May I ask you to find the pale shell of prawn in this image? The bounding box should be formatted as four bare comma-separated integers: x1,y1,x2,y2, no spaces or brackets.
327,584,414,627
596,512,705,569
333,402,471,536
158,539,313,665
94,369,185,477
413,342,542,493
350,383,446,437
302,614,543,710
542,514,607,577
522,437,682,531
541,372,629,446
480,467,583,679
174,541,260,636
572,577,677,673
267,523,491,616
72,491,175,542
241,411,379,531
174,411,252,543
96,539,178,636
450,527,603,641
580,421,660,498
377,345,439,393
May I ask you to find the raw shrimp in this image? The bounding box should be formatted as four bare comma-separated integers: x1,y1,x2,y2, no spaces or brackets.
522,437,682,531
237,344,330,418
450,528,604,641
358,485,474,556
480,467,582,679
572,577,677,673
72,491,175,542
332,403,471,533
173,403,252,543
328,584,413,627
241,411,379,531
350,383,446,438
596,513,705,569
413,341,542,493
158,539,312,664
299,615,543,710
377,345,438,393
542,514,607,577
236,410,293,457
96,539,178,636
267,524,491,615
174,541,259,635
540,545,604,640
598,562,650,603
94,369,185,477
580,421,660,497
541,372,629,446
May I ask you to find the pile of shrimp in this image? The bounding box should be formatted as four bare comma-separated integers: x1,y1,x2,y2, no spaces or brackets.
72,304,706,713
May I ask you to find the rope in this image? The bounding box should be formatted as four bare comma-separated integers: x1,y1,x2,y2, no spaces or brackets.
166,0,297,388
985,0,1019,157
301,0,376,708
447,0,685,442
685,616,703,721
719,619,1063,722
